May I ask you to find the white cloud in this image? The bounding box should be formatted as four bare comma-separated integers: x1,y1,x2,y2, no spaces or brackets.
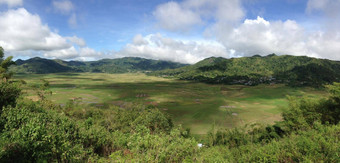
0,0,23,7
132,34,148,45
0,8,70,51
153,1,202,32
0,8,100,61
216,16,340,60
153,0,244,32
53,0,74,14
117,34,229,64
44,46,78,59
218,16,308,56
305,31,340,61
79,47,101,57
306,0,330,13
66,36,86,47
152,0,340,61
43,47,101,60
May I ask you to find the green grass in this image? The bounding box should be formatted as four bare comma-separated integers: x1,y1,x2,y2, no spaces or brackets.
14,73,328,134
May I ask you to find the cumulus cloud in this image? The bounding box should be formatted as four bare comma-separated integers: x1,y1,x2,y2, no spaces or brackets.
117,34,229,64
151,0,340,61
153,0,244,32
0,0,23,7
44,46,78,59
216,16,340,60
132,34,148,45
0,8,70,51
43,47,101,60
153,1,202,32
219,16,308,56
0,8,100,61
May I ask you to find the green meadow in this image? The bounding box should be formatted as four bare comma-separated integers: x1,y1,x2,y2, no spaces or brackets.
14,73,327,134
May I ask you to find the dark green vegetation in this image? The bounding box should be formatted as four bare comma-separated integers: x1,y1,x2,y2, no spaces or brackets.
1,48,339,162
14,73,326,134
11,54,340,88
1,80,339,161
151,54,340,87
10,57,187,74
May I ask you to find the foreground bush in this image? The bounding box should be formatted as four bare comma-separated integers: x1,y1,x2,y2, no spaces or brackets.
0,82,21,111
196,123,340,162
0,100,113,162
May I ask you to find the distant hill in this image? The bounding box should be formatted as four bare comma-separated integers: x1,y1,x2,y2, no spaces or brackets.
150,54,340,87
10,57,187,74
12,57,74,74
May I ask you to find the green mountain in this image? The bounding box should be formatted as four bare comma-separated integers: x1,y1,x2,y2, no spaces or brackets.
12,57,74,74
10,57,187,74
150,54,340,87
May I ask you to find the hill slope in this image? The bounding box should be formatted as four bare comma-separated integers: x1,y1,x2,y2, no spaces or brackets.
12,57,74,74
150,54,340,87
10,57,187,74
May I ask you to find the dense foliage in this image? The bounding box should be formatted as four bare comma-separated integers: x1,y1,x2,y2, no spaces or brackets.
0,47,21,112
151,54,340,87
10,57,187,74
1,48,339,162
0,79,339,162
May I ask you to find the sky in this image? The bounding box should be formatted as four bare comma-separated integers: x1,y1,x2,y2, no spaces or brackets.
0,0,340,64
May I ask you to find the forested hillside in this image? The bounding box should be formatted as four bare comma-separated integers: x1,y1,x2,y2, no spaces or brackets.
10,57,187,74
151,54,340,87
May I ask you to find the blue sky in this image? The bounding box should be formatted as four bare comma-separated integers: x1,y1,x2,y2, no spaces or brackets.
0,0,339,63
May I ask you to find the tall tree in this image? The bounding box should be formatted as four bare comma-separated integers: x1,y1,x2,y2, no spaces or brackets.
0,47,15,82
0,47,20,110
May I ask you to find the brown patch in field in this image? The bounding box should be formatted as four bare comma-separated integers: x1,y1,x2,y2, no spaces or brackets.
111,101,131,108
136,93,149,98
145,101,158,106
220,86,244,91
27,96,39,101
220,105,236,108
195,99,202,104
264,114,283,123
155,84,169,87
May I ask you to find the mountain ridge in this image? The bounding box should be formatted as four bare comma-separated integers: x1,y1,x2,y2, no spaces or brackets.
10,57,188,74
150,54,340,87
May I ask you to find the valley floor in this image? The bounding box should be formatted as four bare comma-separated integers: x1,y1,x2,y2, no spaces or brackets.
14,73,327,134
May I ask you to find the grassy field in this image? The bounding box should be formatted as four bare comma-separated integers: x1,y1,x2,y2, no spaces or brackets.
14,73,327,134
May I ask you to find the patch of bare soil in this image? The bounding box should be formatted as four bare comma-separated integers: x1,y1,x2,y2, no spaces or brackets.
27,96,39,101
136,93,149,98
145,101,158,106
195,99,202,104
220,105,236,108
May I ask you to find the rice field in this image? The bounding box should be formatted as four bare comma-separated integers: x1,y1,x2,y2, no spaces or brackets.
14,73,328,134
